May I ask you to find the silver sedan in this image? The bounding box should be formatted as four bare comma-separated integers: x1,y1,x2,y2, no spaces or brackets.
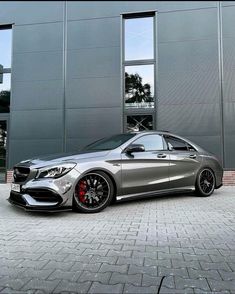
8,131,223,213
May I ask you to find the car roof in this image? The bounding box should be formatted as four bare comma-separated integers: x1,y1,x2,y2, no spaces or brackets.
130,130,173,136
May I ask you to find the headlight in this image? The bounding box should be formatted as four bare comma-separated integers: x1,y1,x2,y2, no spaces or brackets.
35,163,76,179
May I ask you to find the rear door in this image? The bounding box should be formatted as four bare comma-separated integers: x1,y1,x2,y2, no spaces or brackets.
121,134,170,195
164,135,202,189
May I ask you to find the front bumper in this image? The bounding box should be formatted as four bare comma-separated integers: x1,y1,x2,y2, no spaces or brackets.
8,167,81,211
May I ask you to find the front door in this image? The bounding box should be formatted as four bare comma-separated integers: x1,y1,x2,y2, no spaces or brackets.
121,134,170,196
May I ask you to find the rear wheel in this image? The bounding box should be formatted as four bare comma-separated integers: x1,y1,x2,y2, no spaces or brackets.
73,171,114,213
195,168,215,197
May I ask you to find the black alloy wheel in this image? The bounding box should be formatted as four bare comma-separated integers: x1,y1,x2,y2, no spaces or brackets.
73,171,114,213
196,168,215,197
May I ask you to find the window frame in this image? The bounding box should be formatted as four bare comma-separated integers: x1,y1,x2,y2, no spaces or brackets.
121,11,157,132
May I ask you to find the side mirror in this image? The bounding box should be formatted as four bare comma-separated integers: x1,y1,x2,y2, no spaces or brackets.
125,144,145,154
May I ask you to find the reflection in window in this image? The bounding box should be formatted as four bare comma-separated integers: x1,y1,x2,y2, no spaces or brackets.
0,120,7,175
133,134,163,151
0,29,12,68
125,65,154,108
126,115,153,132
0,74,10,113
125,17,154,61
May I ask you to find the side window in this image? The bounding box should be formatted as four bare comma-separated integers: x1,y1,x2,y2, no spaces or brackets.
133,134,164,151
165,136,194,151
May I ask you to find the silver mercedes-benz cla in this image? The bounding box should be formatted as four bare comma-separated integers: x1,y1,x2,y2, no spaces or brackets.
8,131,223,213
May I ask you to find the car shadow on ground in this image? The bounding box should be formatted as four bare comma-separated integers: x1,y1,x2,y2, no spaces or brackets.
4,189,219,218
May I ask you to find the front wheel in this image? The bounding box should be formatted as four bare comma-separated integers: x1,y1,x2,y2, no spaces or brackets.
195,168,215,197
73,171,114,213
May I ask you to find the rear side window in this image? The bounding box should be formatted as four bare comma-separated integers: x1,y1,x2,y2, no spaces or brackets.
164,136,196,151
132,134,164,151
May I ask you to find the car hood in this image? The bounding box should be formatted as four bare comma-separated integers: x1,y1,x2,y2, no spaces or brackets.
16,150,111,169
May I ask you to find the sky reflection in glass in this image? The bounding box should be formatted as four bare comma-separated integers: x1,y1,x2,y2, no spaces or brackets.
125,17,154,61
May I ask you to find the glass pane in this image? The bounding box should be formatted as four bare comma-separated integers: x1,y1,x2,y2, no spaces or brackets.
0,73,10,113
0,120,7,182
83,133,136,151
0,29,12,68
165,136,188,151
125,17,154,61
125,65,154,109
126,115,153,132
133,134,163,151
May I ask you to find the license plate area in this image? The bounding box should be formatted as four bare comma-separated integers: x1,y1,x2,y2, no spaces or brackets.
11,183,21,193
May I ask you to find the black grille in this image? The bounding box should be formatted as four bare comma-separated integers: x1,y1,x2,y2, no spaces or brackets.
26,189,62,203
9,191,27,206
13,167,30,183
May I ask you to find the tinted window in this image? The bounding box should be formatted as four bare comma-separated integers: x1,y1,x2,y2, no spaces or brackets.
83,134,136,151
133,134,163,151
165,136,190,151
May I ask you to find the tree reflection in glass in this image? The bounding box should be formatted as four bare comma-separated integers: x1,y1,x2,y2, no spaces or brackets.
0,74,10,113
125,65,154,108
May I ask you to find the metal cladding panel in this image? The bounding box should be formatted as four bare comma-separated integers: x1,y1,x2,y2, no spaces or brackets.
66,77,121,109
223,103,235,168
184,135,222,163
67,47,120,79
0,1,63,25
222,6,235,37
66,107,121,139
158,39,218,74
9,139,62,168
13,22,63,53
158,70,220,105
67,18,120,50
11,80,63,111
222,1,235,7
67,1,217,20
223,70,235,102
223,37,235,71
12,51,63,82
157,103,221,137
158,8,217,43
224,135,235,168
66,138,99,152
10,110,63,140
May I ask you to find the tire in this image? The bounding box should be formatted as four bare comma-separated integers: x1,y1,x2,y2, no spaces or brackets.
73,171,114,213
195,168,215,197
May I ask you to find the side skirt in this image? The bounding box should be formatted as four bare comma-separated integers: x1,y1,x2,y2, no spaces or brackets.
116,186,195,202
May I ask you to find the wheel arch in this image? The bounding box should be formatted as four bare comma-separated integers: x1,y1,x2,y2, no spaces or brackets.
77,168,118,201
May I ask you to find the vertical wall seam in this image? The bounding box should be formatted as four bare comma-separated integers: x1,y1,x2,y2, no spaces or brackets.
217,1,225,167
62,0,67,152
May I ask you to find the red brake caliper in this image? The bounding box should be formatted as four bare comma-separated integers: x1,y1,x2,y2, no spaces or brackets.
78,180,87,203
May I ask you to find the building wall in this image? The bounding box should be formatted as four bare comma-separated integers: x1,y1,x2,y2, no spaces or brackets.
0,1,234,169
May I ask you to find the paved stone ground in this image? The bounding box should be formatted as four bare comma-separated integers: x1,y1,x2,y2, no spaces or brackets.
0,185,235,293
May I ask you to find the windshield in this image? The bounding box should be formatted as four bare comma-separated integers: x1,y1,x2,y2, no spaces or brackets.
83,133,136,151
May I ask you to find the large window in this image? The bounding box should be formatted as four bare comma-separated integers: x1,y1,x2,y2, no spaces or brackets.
0,27,12,113
122,12,156,132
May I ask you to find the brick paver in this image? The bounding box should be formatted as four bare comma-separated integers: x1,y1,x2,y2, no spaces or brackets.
0,185,235,293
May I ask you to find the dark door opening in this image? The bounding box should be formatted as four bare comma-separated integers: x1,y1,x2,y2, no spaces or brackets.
0,120,7,182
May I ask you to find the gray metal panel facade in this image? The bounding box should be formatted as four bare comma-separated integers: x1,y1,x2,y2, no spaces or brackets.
0,1,234,169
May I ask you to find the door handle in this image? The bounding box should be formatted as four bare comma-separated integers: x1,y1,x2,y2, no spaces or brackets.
157,153,167,158
189,154,196,159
